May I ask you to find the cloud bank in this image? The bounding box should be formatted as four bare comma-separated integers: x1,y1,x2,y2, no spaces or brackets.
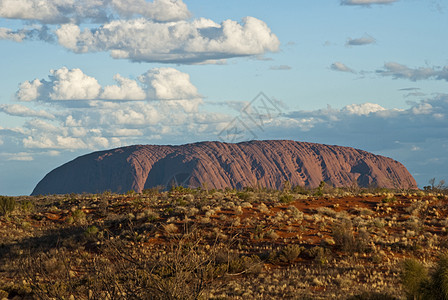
16,67,201,102
2,66,447,190
0,0,279,64
0,0,190,24
55,17,280,63
377,62,448,82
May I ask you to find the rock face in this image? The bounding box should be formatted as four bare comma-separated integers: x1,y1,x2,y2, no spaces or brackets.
31,140,417,195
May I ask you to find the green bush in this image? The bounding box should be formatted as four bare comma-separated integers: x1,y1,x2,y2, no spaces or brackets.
71,209,86,224
401,258,428,299
331,219,370,254
279,193,294,204
400,253,448,300
292,185,310,195
20,200,34,213
0,196,15,216
228,255,263,274
278,244,303,263
305,246,331,265
332,219,356,253
429,252,448,299
84,225,99,241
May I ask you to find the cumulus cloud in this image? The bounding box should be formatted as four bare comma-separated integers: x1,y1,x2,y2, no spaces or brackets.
5,67,213,155
0,25,54,42
331,62,355,73
342,103,386,115
341,0,399,5
55,17,280,64
412,103,432,115
16,67,200,102
49,68,102,100
101,74,146,100
377,62,448,82
110,0,190,22
286,96,447,154
16,79,43,102
0,0,190,24
140,68,200,100
0,1,278,64
346,34,376,46
16,68,101,101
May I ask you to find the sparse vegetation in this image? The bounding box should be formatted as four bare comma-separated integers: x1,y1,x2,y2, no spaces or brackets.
1,187,448,298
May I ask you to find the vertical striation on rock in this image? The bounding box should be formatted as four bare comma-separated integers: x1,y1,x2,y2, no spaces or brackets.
31,140,417,195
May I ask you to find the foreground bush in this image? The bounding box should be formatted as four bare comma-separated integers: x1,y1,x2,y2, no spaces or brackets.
401,252,448,300
401,258,428,299
0,196,15,216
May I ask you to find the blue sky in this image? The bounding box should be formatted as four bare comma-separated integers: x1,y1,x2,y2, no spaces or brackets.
0,0,447,195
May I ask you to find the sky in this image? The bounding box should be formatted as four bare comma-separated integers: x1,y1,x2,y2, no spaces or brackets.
0,0,447,195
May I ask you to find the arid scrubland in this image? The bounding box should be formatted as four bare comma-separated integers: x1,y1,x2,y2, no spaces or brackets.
1,185,448,299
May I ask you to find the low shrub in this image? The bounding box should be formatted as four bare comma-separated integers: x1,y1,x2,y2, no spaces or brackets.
278,244,303,263
0,196,15,216
279,193,294,204
331,219,371,254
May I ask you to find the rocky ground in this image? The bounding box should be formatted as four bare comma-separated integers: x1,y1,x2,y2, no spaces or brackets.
1,186,447,299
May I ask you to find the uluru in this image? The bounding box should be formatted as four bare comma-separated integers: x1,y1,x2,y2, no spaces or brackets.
31,140,417,195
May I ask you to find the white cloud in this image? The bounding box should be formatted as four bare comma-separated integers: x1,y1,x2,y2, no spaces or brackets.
1,1,278,64
412,103,432,115
49,68,102,100
25,119,61,133
101,74,146,100
0,27,26,41
282,96,448,152
7,67,216,155
331,62,355,73
8,152,34,161
16,67,203,103
109,128,143,137
342,103,386,115
341,0,399,5
110,0,190,22
140,68,200,100
16,79,43,102
55,17,280,64
0,104,55,119
22,134,91,150
0,0,189,24
377,62,448,81
46,150,61,156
